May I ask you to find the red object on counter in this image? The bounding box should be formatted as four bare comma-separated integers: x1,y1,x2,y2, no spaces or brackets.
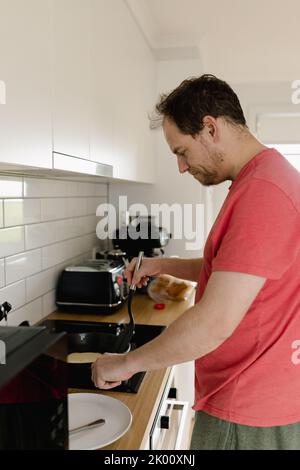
154,303,165,310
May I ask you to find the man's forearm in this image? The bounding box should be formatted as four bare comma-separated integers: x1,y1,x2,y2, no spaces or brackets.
92,271,266,389
126,301,227,375
126,271,266,375
160,257,203,282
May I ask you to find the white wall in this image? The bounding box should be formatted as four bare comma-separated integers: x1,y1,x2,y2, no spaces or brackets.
109,58,210,259
0,177,106,326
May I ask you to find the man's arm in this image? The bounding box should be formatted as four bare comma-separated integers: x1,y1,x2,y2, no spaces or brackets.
92,271,266,388
161,257,203,282
125,257,203,287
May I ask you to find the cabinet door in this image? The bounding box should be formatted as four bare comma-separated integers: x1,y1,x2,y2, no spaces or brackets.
110,0,156,183
90,0,156,182
51,0,91,160
0,0,52,169
172,362,195,449
89,0,115,168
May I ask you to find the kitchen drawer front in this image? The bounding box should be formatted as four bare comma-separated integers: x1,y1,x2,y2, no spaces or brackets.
150,398,189,450
148,367,191,450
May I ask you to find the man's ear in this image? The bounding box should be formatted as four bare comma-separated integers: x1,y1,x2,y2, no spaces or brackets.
202,116,218,141
208,125,215,136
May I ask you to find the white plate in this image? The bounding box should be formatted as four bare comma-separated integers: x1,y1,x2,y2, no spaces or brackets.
68,393,132,450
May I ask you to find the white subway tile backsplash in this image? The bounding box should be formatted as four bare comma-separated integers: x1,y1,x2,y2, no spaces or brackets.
55,217,96,242
0,177,108,320
55,219,79,241
80,215,98,235
54,179,72,197
6,298,43,326
66,198,88,217
41,198,67,221
41,235,95,270
0,259,4,288
0,177,23,198
0,280,26,311
5,249,42,285
64,181,78,197
42,240,69,270
95,184,107,197
65,237,84,260
33,253,88,299
42,290,57,317
77,182,96,197
4,199,41,227
86,197,105,215
0,226,25,258
24,178,60,198
82,233,99,252
25,221,56,250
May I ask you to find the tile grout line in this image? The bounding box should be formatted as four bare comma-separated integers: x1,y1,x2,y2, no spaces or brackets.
3,211,101,230
1,230,97,265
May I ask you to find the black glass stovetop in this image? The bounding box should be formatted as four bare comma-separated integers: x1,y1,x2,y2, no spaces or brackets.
42,320,165,393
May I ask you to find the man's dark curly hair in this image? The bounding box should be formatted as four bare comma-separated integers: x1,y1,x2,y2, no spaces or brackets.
155,74,247,136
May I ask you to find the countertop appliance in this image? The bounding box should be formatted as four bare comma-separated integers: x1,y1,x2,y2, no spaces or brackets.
0,325,68,450
56,259,128,314
113,216,171,260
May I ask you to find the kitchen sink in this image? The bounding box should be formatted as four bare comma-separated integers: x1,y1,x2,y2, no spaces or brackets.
42,319,165,393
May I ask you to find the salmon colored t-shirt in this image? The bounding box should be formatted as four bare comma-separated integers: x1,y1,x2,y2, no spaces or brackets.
193,148,300,426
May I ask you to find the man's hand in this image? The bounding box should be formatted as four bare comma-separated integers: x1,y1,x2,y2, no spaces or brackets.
91,353,134,390
124,257,203,286
124,257,163,288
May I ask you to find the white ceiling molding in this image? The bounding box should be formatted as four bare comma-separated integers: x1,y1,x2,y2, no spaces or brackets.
124,0,201,61
124,0,159,49
125,0,300,82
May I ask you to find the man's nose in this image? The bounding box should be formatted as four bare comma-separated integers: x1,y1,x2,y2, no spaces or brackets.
177,156,189,173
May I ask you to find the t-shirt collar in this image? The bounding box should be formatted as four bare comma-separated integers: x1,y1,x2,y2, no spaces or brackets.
228,147,273,191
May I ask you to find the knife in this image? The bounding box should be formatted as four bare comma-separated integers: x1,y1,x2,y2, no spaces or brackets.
130,251,144,291
69,418,105,434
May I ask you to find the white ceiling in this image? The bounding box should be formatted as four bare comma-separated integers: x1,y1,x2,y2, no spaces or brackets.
126,0,300,82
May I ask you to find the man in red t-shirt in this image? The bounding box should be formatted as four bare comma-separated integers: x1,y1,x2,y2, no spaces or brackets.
91,75,300,449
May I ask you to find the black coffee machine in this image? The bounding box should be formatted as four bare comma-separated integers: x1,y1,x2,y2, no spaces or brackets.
112,216,171,261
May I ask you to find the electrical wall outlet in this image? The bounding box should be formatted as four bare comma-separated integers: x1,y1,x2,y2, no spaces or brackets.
0,340,6,365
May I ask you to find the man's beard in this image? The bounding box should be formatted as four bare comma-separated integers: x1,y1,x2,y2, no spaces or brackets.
189,152,225,186
189,168,220,186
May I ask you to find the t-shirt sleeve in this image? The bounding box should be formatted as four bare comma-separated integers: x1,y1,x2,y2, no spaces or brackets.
212,179,300,280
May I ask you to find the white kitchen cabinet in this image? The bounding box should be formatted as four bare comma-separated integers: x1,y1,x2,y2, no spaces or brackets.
90,0,156,183
110,0,156,183
89,0,115,169
0,0,156,182
173,361,195,447
142,364,194,450
0,0,52,169
51,0,91,161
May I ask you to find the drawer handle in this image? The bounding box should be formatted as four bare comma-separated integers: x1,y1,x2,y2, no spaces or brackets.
167,387,177,399
160,415,170,430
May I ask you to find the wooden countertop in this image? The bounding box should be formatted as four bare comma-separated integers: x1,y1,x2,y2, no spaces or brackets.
46,292,195,450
